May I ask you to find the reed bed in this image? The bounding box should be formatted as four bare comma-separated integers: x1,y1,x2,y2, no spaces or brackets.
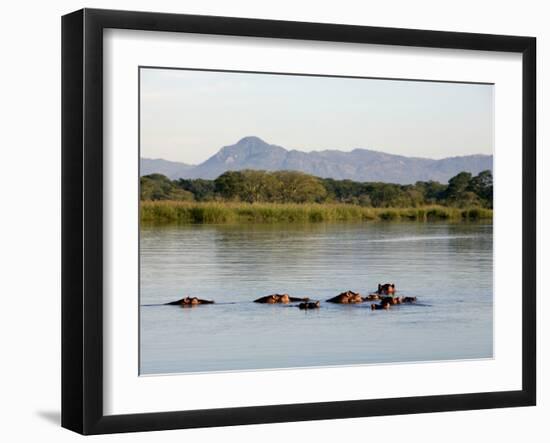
140,201,493,224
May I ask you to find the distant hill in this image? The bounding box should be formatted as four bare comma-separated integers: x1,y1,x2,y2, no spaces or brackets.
140,136,493,184
140,158,194,178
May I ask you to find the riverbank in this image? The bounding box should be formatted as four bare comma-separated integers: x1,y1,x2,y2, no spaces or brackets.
140,201,493,224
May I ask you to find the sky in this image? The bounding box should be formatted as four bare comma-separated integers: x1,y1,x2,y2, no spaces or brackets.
140,67,494,165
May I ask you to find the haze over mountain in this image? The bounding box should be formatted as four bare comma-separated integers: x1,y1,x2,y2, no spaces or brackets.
141,136,493,185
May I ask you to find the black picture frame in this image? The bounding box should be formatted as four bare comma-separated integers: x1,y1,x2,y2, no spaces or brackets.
62,8,536,435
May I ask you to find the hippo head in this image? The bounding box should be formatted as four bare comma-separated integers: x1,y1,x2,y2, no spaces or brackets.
279,294,290,304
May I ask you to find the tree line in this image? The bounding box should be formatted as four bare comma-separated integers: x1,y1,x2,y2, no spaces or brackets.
140,169,493,208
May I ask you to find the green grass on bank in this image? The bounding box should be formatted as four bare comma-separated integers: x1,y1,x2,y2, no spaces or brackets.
140,201,493,224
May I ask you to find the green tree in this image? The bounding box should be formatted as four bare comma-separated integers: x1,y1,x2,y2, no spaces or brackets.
445,172,473,205
368,183,406,207
468,170,493,207
414,180,446,204
167,188,194,201
140,168,491,209
404,187,425,207
272,171,327,203
214,171,245,201
140,174,176,200
239,170,279,203
177,178,216,201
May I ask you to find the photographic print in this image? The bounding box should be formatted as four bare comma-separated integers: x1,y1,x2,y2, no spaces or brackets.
139,67,494,376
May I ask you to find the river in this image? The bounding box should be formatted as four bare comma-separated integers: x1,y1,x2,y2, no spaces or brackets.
140,221,493,375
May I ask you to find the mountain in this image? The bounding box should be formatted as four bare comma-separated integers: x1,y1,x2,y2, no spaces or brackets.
141,136,493,184
140,158,194,178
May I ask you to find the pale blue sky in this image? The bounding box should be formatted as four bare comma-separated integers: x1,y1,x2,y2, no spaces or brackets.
140,68,494,164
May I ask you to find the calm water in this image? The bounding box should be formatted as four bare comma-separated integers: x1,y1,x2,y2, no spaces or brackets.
140,222,493,375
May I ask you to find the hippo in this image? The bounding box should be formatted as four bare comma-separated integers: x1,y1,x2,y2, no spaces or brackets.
364,293,381,301
326,290,364,304
166,296,214,306
254,294,308,304
299,301,321,310
381,296,402,305
377,283,396,295
401,296,417,304
371,300,391,310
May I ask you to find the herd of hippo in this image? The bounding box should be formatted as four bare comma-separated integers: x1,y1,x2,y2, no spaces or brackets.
165,283,417,311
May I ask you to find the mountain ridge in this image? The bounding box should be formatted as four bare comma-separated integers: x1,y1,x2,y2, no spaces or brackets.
140,136,492,184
